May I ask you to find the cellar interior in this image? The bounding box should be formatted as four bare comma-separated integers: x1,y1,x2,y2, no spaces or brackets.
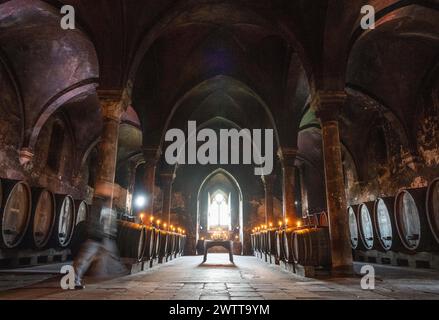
0,0,438,300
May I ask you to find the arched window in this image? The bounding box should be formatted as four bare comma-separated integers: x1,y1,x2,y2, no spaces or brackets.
208,190,231,231
47,122,65,174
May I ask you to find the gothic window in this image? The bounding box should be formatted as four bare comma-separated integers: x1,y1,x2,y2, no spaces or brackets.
47,122,65,174
207,190,231,231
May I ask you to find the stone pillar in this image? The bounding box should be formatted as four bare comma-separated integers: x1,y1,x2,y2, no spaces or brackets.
313,91,353,275
125,160,137,215
94,91,124,205
262,175,276,225
161,172,175,226
143,147,160,218
76,89,129,279
299,165,309,217
278,147,298,227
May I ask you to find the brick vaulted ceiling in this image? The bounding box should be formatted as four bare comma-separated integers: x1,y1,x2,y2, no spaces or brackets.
0,0,438,168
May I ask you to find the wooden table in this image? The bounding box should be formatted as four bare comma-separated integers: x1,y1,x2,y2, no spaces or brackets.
202,240,234,263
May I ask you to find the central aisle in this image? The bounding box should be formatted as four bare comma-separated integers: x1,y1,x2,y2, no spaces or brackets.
2,254,439,300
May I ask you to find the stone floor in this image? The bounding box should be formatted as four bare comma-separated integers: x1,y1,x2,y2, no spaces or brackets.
1,254,439,300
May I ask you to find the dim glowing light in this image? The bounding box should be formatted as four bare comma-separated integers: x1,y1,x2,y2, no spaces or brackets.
297,221,302,228
269,222,273,228
134,195,147,208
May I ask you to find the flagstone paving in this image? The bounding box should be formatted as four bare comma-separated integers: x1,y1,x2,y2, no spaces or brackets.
1,254,439,300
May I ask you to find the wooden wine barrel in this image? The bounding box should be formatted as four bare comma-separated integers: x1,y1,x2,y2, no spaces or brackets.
292,227,331,267
267,230,277,257
261,231,269,255
141,226,154,261
50,195,76,248
426,178,439,245
151,228,160,259
74,200,88,225
117,221,146,262
394,187,435,252
166,232,175,258
275,230,285,262
0,179,32,249
250,233,256,254
254,233,260,256
282,228,294,263
347,205,364,250
158,230,168,262
26,188,56,249
179,235,186,255
358,202,377,250
373,197,402,251
174,234,181,257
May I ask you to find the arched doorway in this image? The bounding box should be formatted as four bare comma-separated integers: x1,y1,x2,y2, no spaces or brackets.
197,169,244,253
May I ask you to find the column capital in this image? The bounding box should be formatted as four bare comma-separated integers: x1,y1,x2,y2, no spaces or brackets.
311,90,347,122
142,146,161,167
98,88,131,121
277,147,298,167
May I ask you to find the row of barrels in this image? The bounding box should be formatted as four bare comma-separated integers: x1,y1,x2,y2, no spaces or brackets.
251,226,331,268
349,178,439,253
0,178,88,250
117,221,186,263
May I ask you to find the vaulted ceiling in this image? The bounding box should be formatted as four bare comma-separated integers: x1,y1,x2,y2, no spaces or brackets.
0,0,437,173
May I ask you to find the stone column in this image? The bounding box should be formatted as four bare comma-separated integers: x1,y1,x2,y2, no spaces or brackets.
76,89,129,279
125,160,137,215
143,147,160,218
160,172,175,226
94,91,124,205
313,91,353,275
299,165,309,217
262,175,276,225
278,147,298,227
